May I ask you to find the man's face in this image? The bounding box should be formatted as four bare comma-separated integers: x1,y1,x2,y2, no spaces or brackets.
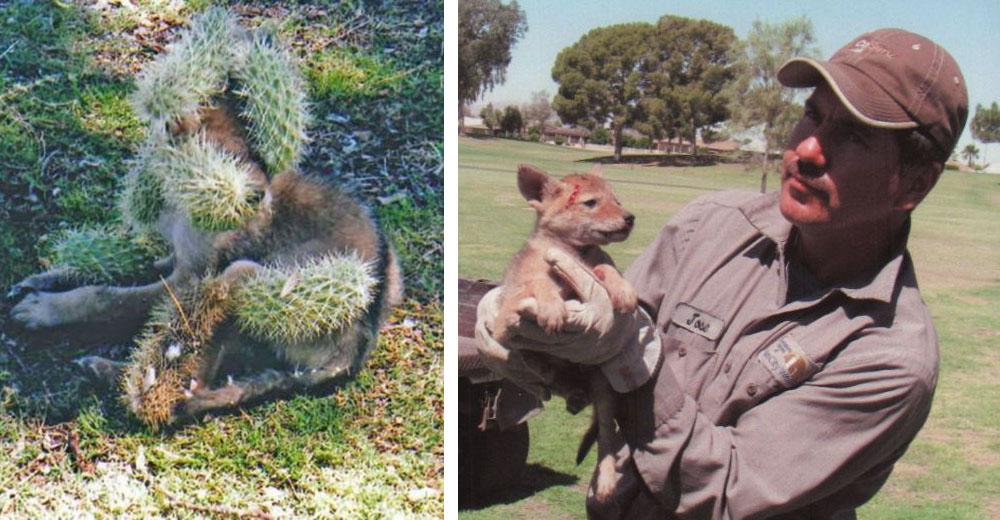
780,84,906,233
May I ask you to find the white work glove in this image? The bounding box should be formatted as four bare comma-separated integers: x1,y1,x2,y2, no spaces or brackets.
475,249,661,398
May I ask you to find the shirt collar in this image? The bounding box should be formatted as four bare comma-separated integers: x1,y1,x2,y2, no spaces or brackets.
738,192,909,304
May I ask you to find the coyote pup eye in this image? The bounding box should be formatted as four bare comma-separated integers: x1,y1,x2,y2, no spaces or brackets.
582,199,598,208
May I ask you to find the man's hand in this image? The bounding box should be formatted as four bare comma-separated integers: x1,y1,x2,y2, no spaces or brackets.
475,249,661,396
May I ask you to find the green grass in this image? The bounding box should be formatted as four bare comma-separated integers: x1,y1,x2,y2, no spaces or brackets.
458,137,1000,519
0,1,442,517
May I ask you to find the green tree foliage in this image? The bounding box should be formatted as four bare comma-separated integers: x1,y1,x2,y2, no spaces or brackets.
458,0,527,134
971,102,1000,143
962,143,980,167
500,105,524,136
590,126,610,145
552,23,656,162
728,16,818,192
479,102,498,134
642,16,737,160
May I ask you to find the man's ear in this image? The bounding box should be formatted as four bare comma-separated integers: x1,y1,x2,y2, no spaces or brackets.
894,161,942,211
518,164,553,207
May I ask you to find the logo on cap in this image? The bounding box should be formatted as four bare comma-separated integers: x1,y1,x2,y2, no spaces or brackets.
849,39,896,59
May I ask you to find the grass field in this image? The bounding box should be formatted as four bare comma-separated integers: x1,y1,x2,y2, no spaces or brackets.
458,136,1000,519
0,1,442,517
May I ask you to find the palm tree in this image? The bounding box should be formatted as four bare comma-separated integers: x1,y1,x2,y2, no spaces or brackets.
961,144,980,167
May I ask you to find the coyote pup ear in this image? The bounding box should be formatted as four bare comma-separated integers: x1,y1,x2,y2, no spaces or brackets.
517,164,553,208
587,163,603,177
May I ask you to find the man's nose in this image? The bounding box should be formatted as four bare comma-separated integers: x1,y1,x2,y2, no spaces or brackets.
794,136,826,169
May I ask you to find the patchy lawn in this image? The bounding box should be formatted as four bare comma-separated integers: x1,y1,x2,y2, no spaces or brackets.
0,1,442,517
458,137,1000,519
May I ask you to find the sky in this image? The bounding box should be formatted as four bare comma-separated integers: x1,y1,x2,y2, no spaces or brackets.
474,0,1000,165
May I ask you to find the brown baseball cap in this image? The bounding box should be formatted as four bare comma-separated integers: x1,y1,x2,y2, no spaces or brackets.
778,28,968,160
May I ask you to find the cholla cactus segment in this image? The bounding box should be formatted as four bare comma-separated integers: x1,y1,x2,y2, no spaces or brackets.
119,148,169,233
48,226,166,284
233,31,310,174
122,277,232,428
159,133,261,231
234,254,376,344
131,7,242,126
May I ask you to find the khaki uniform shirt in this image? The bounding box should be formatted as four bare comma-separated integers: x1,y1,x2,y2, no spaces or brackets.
602,191,938,520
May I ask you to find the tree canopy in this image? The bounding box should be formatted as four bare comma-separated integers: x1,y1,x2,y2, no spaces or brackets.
728,16,818,192
971,102,1000,144
458,0,527,133
551,16,738,162
961,143,980,167
521,90,554,129
551,23,655,161
643,16,737,160
499,105,524,136
479,102,498,133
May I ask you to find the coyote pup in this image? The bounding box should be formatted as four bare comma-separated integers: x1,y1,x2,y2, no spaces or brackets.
493,164,636,502
7,9,402,426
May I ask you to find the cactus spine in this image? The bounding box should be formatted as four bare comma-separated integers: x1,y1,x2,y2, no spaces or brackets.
234,254,376,344
159,134,262,231
233,32,310,174
122,277,233,428
48,226,166,284
131,7,242,127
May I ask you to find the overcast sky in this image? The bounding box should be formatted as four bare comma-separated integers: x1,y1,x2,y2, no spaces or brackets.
474,0,1000,162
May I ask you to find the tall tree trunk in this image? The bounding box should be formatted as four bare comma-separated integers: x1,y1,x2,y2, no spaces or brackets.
614,125,624,162
459,99,466,136
760,143,769,193
690,117,698,161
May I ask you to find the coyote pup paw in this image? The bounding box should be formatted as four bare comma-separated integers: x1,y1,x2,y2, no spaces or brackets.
592,265,637,313
533,297,568,334
11,292,64,330
592,452,617,503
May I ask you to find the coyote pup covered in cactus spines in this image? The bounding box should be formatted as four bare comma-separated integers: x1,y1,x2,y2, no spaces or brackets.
8,8,402,427
493,164,636,503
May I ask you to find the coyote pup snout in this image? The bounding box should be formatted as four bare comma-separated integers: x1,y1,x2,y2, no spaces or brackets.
493,163,636,503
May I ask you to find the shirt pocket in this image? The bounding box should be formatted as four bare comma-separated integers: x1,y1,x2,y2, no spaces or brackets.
725,333,823,419
661,320,723,398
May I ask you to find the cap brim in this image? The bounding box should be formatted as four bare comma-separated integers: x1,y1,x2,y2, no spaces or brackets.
778,57,918,130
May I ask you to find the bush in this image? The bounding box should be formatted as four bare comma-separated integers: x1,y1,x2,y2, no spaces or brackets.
591,126,609,145
527,124,541,142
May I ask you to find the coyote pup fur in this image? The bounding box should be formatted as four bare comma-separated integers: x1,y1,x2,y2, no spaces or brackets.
493,164,636,503
9,99,403,423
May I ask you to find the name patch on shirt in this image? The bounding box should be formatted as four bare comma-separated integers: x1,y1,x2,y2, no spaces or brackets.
671,303,725,340
758,335,816,388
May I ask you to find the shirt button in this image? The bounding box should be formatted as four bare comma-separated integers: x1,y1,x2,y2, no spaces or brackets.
724,361,733,373
678,347,687,357
747,383,758,397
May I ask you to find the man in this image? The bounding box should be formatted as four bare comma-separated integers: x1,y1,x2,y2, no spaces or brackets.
476,28,967,519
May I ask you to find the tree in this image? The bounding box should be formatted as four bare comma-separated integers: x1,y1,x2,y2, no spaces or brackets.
521,90,554,128
551,23,656,162
500,105,524,136
961,143,980,167
458,0,527,134
729,16,819,192
644,16,737,160
971,102,1000,143
479,103,498,134
971,102,1000,167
